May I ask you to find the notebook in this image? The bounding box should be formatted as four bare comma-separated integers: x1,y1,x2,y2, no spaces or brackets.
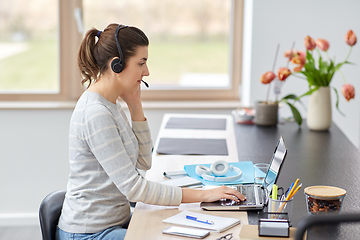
165,117,227,130
159,176,202,187
200,136,287,211
163,210,240,232
156,138,228,156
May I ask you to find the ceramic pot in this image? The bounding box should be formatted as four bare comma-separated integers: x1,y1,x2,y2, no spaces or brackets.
307,86,332,131
254,101,278,126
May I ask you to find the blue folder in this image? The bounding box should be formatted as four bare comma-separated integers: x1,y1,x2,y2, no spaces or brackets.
184,161,255,186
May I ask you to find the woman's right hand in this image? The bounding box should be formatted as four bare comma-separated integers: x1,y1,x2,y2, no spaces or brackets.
181,186,246,203
201,185,246,203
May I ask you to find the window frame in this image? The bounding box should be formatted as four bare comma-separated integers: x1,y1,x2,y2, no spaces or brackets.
0,0,243,102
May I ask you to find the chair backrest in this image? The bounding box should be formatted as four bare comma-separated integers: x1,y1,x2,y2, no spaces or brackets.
295,212,360,240
39,190,66,240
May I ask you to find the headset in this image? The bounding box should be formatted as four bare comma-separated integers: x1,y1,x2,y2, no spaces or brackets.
111,24,129,73
195,160,242,183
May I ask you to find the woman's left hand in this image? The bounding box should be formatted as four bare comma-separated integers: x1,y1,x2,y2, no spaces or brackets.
120,89,146,122
120,87,141,107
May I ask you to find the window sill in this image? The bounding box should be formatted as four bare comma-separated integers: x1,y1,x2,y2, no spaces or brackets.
0,100,244,110
0,101,76,109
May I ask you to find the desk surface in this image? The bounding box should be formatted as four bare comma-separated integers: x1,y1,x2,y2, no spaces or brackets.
234,119,360,239
125,114,360,240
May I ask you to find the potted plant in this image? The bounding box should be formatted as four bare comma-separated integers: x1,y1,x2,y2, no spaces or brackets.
259,29,357,130
256,65,302,126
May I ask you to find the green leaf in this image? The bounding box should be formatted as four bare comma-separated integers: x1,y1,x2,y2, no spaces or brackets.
282,100,303,126
332,87,345,116
295,87,319,101
281,94,297,100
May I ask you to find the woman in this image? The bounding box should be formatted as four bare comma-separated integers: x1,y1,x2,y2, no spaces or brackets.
56,23,245,240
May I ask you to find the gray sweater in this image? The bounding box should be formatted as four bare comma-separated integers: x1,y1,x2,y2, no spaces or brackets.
58,91,182,233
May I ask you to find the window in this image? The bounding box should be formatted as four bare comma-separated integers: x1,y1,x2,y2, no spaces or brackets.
84,0,243,101
0,0,83,101
0,0,243,102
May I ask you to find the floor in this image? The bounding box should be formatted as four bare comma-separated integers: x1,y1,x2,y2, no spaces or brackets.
0,226,41,240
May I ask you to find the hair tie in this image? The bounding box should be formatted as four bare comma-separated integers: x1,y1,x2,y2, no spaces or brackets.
97,31,102,38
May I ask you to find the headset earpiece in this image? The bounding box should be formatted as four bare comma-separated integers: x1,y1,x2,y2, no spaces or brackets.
111,58,123,73
195,160,242,183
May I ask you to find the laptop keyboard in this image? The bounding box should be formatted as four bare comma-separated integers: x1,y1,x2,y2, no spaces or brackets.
220,185,259,206
237,185,256,204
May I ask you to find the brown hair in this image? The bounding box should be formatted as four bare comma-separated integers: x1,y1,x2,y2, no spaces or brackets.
78,23,149,87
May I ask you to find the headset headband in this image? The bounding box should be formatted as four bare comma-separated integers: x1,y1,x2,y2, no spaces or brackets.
115,24,128,63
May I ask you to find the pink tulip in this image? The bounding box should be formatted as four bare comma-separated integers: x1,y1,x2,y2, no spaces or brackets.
341,84,355,101
260,71,276,84
284,49,295,60
277,67,291,81
304,36,316,50
316,38,330,51
297,50,306,59
284,50,306,61
344,30,357,46
291,56,306,72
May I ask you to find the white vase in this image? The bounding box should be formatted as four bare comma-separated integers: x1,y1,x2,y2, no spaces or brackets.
306,86,332,131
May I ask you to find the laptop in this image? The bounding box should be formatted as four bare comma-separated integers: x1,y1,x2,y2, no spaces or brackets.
201,136,287,211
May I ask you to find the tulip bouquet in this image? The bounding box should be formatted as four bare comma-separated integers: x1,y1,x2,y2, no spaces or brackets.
260,29,357,126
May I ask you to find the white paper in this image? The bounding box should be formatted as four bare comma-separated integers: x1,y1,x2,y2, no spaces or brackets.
163,210,240,232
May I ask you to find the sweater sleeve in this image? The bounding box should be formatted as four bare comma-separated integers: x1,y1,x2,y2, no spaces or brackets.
83,105,182,206
132,119,153,170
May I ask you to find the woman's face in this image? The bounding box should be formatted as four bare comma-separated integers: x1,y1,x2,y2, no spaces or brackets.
118,46,150,93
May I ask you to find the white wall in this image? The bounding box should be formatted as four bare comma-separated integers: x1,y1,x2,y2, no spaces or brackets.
242,0,360,147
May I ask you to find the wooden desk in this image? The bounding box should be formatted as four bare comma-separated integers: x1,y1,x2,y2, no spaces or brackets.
125,114,360,240
125,114,247,240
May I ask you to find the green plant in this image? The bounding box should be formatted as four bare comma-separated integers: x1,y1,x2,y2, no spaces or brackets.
260,29,357,126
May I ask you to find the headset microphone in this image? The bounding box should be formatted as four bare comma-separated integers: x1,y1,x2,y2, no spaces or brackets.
141,80,149,88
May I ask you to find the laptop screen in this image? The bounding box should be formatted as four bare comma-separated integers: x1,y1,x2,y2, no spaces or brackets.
262,136,287,193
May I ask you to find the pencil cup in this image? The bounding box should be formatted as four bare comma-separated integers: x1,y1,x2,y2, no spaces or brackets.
254,163,270,184
268,197,293,221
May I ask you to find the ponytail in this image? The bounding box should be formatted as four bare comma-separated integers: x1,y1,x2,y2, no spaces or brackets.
78,28,99,87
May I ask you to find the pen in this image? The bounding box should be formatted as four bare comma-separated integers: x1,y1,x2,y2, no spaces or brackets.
286,178,299,201
287,182,294,198
288,183,302,199
186,215,214,225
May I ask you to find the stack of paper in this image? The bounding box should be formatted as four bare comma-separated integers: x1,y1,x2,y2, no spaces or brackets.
163,210,240,232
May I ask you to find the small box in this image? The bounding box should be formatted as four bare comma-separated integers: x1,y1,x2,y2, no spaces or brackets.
258,218,290,237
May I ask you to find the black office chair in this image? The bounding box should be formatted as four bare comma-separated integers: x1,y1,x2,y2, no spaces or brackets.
39,190,66,240
295,212,360,240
